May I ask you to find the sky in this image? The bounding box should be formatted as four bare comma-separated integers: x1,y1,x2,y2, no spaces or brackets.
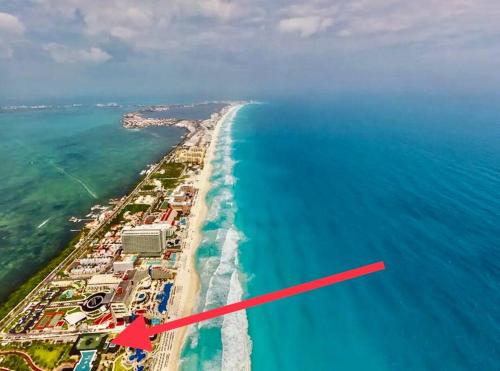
1,0,500,102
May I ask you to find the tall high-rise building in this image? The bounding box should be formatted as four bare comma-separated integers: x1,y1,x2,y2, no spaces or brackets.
121,224,171,256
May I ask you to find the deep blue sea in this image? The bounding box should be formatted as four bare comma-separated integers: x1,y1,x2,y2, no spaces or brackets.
182,96,500,370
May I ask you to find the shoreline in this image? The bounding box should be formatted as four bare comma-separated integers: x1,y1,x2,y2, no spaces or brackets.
155,104,244,370
0,132,187,324
0,102,245,371
0,125,187,315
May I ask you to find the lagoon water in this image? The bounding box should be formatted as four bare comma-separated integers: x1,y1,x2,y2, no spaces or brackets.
0,105,185,300
182,97,499,370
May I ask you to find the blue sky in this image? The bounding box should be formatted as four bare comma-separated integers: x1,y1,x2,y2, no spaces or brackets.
1,0,500,102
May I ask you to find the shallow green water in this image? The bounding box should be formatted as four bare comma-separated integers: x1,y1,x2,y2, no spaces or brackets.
0,105,185,300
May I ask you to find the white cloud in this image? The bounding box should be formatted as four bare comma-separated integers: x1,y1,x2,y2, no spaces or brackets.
43,43,111,63
274,0,497,52
0,12,25,58
82,5,154,41
335,0,474,39
5,0,500,74
200,0,242,20
278,16,334,38
0,12,25,35
31,0,261,53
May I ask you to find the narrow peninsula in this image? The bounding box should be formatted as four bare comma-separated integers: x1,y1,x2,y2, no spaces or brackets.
0,101,244,371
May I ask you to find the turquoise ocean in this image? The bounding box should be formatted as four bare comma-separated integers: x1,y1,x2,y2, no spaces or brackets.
0,104,185,300
182,97,499,370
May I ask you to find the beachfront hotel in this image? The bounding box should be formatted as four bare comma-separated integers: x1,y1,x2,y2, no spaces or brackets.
121,224,172,256
0,102,235,371
168,184,196,214
175,145,206,164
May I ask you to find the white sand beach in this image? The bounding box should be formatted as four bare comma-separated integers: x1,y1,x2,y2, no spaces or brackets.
152,104,243,370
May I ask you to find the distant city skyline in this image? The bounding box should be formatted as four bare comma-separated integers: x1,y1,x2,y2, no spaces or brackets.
1,0,500,101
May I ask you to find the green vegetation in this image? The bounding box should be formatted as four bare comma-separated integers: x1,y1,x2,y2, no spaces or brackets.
159,177,182,189
0,230,85,323
57,290,84,302
30,343,72,369
0,353,31,371
112,203,150,223
123,203,150,214
151,163,185,190
158,162,184,178
77,334,105,350
0,342,73,370
141,183,156,191
98,202,151,238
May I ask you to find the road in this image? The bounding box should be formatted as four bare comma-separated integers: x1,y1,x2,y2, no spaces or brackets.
0,130,192,340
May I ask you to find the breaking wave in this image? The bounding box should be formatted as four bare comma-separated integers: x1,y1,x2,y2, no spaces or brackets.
201,228,241,321
182,104,251,370
221,270,252,371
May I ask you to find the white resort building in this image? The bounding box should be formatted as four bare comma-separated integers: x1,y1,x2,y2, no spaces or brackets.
121,224,172,256
175,145,206,164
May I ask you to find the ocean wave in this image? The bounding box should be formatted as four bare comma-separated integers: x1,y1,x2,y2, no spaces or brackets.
184,104,252,369
224,174,236,186
202,353,224,371
201,228,240,318
221,270,252,371
206,189,234,222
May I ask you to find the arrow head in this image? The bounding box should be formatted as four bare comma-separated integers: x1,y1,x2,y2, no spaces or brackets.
111,316,153,351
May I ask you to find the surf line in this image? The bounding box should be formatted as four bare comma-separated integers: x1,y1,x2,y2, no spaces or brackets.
113,261,386,351
50,161,98,199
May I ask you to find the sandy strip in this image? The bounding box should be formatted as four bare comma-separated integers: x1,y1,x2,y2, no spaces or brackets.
153,104,243,371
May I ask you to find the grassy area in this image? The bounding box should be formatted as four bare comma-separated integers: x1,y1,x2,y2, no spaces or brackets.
0,230,85,323
76,334,105,351
101,203,152,233
159,177,182,189
0,341,73,370
141,184,156,191
156,162,184,178
57,291,84,302
30,343,72,369
150,162,185,190
124,203,150,214
113,203,150,223
0,353,31,371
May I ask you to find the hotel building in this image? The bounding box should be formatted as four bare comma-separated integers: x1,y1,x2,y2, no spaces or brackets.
121,224,172,256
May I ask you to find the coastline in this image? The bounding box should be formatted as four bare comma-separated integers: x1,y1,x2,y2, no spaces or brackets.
0,102,245,371
156,104,244,370
0,131,187,327
0,120,187,316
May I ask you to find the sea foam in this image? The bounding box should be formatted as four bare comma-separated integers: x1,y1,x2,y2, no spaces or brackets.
221,270,252,371
182,104,251,370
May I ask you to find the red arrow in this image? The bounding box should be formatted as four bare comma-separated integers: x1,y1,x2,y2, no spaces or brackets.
112,261,385,351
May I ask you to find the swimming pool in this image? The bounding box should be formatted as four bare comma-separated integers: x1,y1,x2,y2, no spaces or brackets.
74,350,96,371
157,283,173,314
